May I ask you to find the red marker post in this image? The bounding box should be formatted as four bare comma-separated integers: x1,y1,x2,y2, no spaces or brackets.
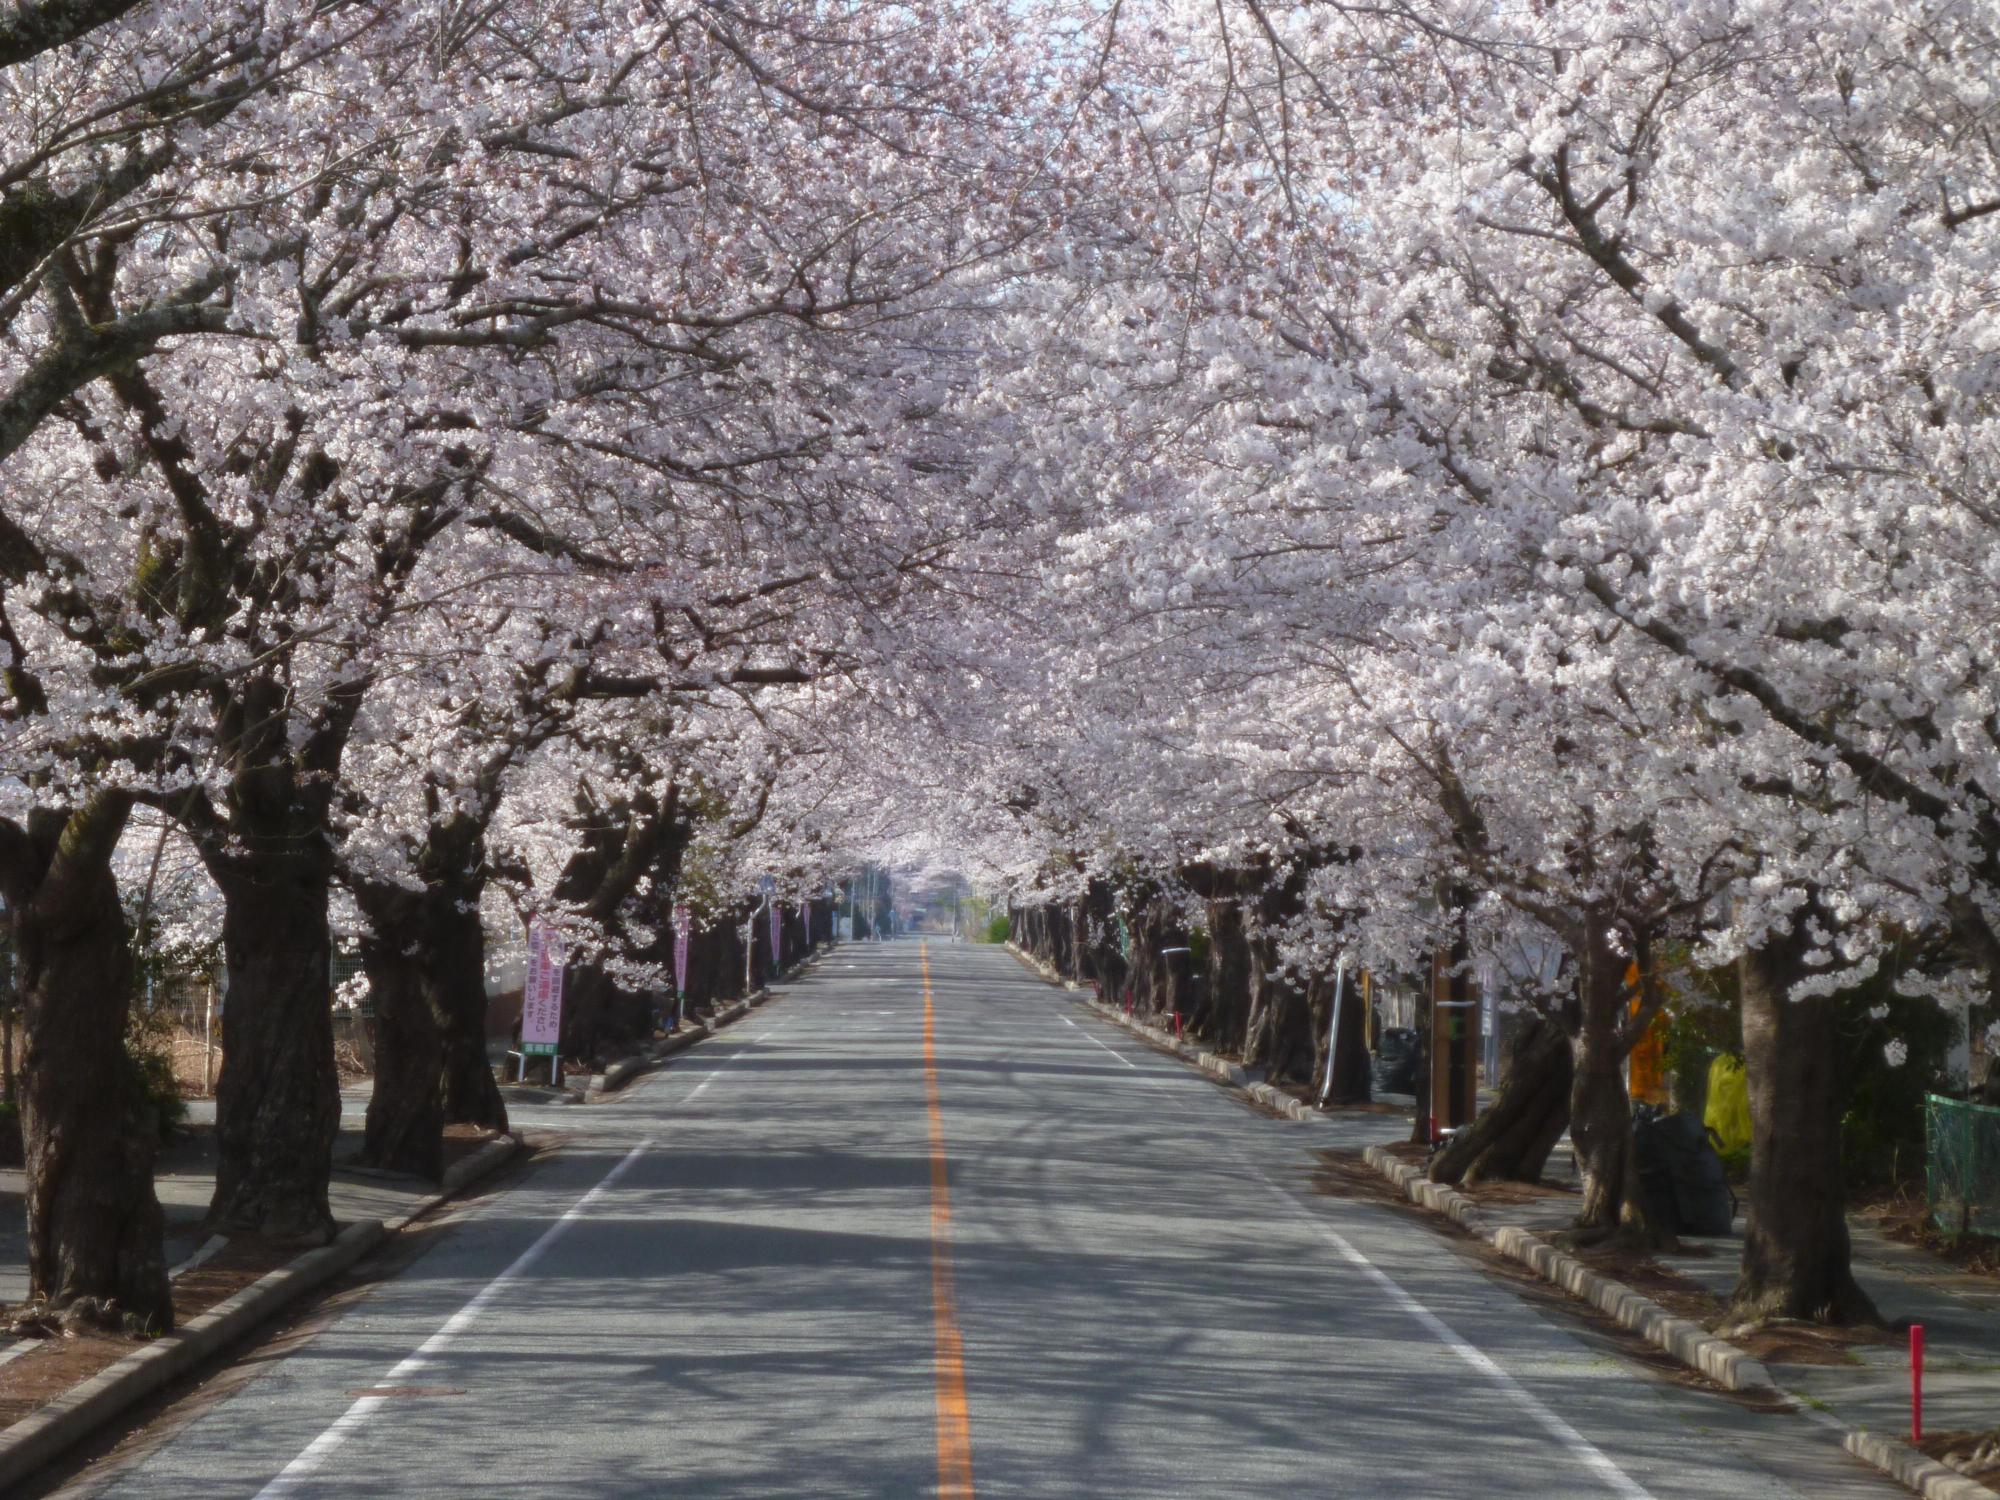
1911,1324,1925,1444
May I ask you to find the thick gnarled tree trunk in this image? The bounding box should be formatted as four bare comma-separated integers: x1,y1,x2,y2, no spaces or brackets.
358,904,444,1181
3,799,172,1328
353,822,508,1172
1430,1016,1571,1185
1244,931,1312,1082
208,851,340,1242
1242,867,1314,1082
1730,924,1879,1327
436,894,506,1131
1201,897,1253,1046
1567,919,1658,1244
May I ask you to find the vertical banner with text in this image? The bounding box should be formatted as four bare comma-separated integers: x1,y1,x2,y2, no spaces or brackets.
521,919,566,1057
673,904,691,997
769,900,783,966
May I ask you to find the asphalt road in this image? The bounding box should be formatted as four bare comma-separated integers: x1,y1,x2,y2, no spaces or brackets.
50,940,1900,1499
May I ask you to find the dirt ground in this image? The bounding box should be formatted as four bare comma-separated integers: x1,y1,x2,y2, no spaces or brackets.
0,1235,301,1428
1864,1187,2000,1278
169,1027,372,1097
1916,1429,2000,1488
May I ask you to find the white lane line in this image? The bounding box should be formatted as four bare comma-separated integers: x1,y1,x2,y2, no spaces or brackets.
253,1137,655,1497
1256,1172,1654,1499
1048,996,1651,1500
1059,1015,1138,1069
257,1011,782,1493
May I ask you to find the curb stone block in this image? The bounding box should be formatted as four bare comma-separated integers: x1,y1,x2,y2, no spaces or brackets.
1010,942,1329,1124
591,981,775,1098
428,1134,523,1211
1360,1145,1776,1395
590,1024,711,1095
1844,1432,1999,1500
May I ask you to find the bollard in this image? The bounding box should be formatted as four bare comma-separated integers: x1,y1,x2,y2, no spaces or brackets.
1911,1323,1925,1443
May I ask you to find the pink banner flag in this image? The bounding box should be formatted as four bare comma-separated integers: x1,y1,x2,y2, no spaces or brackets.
673,904,691,995
769,901,783,965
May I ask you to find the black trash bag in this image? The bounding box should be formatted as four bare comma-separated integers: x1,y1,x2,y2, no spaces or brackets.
1631,1103,1736,1237
1372,1027,1419,1094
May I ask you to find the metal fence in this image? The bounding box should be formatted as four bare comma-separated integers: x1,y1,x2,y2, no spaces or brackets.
1926,1093,2000,1237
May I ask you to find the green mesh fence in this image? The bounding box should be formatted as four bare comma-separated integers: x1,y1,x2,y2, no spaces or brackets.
1927,1094,2000,1237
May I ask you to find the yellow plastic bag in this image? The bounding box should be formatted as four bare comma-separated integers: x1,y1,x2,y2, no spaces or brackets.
1704,1054,1752,1157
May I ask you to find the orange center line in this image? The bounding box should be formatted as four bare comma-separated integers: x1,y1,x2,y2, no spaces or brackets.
922,942,976,1499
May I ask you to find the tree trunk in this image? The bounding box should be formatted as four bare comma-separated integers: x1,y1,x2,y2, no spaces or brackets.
359,907,443,1181
435,895,506,1132
1202,899,1252,1045
1126,891,1183,1017
1244,934,1313,1081
1729,925,1879,1327
559,965,610,1062
208,856,340,1242
6,801,172,1327
1431,1016,1572,1185
1568,927,1656,1244
1074,883,1120,996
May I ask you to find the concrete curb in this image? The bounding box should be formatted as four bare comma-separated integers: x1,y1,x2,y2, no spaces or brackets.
592,1024,713,1095
1843,1431,2000,1500
1007,944,1314,1119
588,984,781,1097
0,1131,524,1493
1358,1144,1777,1393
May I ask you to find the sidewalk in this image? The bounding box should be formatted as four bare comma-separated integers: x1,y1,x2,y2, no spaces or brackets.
0,1086,493,1309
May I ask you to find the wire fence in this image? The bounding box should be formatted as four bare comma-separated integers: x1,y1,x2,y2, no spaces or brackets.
1927,1093,2000,1237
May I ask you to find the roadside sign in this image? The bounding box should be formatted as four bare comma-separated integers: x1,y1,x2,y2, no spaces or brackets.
521,919,565,1057
672,904,691,996
769,901,783,965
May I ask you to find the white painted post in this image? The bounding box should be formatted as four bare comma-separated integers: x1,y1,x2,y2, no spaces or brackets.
203,979,215,1095
1319,956,1349,1107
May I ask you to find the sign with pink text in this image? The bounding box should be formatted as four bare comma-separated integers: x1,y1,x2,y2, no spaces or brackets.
521,919,566,1057
673,904,691,995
